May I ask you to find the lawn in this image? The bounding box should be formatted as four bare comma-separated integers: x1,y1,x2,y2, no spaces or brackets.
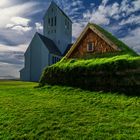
0,81,140,139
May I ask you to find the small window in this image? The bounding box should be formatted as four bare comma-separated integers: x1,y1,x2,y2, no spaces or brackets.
51,18,53,26
65,19,67,28
87,42,94,52
55,16,57,26
67,22,69,30
52,56,60,64
48,18,50,25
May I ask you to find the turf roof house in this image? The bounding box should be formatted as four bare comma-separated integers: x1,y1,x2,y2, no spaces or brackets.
65,23,121,58
20,2,72,81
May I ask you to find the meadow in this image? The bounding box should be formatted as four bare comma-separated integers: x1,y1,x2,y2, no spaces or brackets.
0,81,140,139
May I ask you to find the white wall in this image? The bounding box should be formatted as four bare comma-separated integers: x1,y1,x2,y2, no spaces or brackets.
43,2,72,54
20,33,50,82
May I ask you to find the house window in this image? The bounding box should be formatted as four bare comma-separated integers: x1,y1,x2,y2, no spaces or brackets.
87,42,94,52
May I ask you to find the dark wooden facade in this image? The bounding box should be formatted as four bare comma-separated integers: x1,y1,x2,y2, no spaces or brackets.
68,29,116,58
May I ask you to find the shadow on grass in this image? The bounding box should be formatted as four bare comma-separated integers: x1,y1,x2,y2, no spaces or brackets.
86,86,140,97
39,83,140,97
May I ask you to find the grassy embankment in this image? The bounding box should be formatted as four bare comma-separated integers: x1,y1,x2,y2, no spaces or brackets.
40,55,140,95
0,81,140,139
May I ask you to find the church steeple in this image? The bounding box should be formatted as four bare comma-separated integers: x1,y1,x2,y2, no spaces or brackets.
43,1,72,54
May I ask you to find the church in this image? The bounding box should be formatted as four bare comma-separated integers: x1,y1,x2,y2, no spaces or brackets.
20,2,72,81
20,1,122,82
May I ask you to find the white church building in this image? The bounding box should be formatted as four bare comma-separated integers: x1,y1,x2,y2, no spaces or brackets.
20,1,72,81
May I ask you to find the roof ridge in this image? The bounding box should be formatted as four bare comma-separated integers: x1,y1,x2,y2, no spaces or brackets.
37,33,62,56
43,1,72,23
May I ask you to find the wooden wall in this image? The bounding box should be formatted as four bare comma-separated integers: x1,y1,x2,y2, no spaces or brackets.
69,29,116,58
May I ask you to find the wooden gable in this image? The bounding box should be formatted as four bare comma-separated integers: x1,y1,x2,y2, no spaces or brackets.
65,23,121,58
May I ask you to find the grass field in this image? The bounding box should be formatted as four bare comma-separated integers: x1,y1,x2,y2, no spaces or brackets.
0,81,140,139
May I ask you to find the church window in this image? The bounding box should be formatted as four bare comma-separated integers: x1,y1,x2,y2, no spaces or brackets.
48,18,50,25
87,42,94,52
65,19,67,28
67,21,69,30
52,56,60,64
55,16,57,26
51,18,53,26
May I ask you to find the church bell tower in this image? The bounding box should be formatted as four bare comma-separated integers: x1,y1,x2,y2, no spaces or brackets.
43,1,72,54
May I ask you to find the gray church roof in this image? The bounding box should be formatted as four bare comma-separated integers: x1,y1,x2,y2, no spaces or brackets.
37,33,62,56
43,1,72,23
63,44,73,56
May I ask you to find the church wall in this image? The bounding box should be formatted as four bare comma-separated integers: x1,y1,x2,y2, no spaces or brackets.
20,38,31,81
41,41,50,74
43,2,72,55
30,34,42,82
69,29,116,58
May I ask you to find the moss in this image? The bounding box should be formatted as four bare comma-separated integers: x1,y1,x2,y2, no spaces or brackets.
92,23,138,56
40,55,140,95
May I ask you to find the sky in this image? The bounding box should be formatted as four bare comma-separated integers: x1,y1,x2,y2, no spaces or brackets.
0,0,140,79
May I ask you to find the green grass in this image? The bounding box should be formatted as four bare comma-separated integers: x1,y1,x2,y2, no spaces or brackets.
0,81,140,139
58,55,140,69
40,55,140,93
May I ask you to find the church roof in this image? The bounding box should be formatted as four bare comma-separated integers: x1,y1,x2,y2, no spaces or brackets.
63,44,73,56
37,33,62,56
44,1,72,23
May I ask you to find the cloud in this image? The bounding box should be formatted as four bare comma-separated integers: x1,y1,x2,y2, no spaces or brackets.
119,14,140,25
0,43,27,77
10,17,30,26
121,27,140,54
0,62,22,78
0,43,27,52
35,22,43,33
6,16,33,33
0,2,38,28
0,0,12,8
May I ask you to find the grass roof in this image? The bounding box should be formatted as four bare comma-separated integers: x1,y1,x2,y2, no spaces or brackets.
91,23,138,56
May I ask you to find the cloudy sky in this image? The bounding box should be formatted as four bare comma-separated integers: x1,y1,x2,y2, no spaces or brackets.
0,0,140,79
